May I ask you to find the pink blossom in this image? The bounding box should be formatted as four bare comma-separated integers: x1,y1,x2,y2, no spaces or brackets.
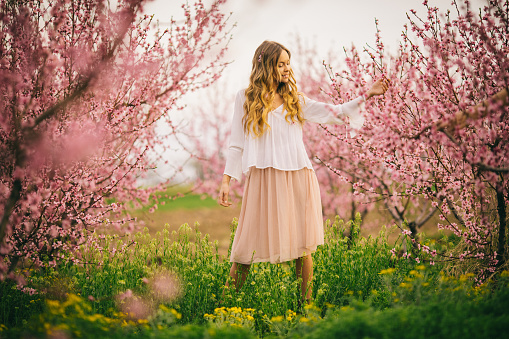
117,289,134,301
148,270,182,301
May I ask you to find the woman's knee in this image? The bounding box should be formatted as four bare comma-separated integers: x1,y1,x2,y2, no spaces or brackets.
231,262,251,273
238,263,251,272
297,253,312,263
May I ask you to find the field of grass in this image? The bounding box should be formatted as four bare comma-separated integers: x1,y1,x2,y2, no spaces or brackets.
130,191,241,256
1,212,509,338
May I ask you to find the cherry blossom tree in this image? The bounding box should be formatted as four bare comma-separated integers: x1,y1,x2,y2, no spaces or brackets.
0,0,231,282
321,0,508,278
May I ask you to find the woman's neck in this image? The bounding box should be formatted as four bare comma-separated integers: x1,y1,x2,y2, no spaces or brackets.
272,81,280,92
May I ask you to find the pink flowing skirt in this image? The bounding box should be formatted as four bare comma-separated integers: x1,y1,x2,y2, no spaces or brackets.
230,167,324,264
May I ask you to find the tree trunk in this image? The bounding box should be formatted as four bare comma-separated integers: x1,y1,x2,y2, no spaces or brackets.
0,179,21,246
496,186,507,269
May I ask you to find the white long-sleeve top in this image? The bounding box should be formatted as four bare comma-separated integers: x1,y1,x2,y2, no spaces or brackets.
224,90,365,181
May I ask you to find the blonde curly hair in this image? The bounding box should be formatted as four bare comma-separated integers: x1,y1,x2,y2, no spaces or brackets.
243,41,304,137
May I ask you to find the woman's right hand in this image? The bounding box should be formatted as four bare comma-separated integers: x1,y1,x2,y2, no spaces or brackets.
218,175,232,207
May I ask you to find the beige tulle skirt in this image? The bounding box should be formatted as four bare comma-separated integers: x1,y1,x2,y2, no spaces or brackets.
230,167,324,264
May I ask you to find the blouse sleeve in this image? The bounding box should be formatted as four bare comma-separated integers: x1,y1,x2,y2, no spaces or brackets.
223,90,245,181
302,96,366,134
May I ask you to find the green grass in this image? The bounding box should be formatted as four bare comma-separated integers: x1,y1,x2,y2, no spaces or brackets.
110,185,220,212
283,286,509,339
132,185,219,212
148,193,219,211
2,215,509,338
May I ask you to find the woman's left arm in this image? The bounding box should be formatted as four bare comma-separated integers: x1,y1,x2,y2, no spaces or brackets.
302,78,390,129
364,78,390,100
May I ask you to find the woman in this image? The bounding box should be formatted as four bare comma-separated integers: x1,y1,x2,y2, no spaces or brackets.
218,40,389,304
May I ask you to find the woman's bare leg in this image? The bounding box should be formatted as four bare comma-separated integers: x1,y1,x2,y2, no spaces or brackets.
226,262,251,291
295,254,313,304
219,262,251,305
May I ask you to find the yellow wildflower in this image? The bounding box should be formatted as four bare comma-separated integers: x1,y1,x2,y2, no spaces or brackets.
159,304,170,312
87,314,104,322
304,304,321,312
271,316,284,322
379,268,396,275
171,309,182,319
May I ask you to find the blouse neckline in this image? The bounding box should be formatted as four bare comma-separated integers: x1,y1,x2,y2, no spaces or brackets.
271,103,283,112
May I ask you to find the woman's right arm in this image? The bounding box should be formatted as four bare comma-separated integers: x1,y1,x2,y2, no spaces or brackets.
219,90,245,207
219,174,232,207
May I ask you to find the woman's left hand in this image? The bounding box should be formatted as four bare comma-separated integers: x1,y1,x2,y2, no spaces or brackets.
365,78,390,99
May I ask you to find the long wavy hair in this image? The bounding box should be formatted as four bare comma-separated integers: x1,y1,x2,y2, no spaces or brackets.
243,41,304,137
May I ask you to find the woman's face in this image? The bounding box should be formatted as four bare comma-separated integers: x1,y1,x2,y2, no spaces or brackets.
276,50,291,84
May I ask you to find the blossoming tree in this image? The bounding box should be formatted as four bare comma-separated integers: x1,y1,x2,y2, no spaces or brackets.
321,0,508,277
0,0,231,282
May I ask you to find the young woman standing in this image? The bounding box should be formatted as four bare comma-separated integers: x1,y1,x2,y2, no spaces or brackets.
218,40,389,304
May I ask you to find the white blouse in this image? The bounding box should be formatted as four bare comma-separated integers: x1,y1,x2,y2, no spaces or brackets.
224,90,366,181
